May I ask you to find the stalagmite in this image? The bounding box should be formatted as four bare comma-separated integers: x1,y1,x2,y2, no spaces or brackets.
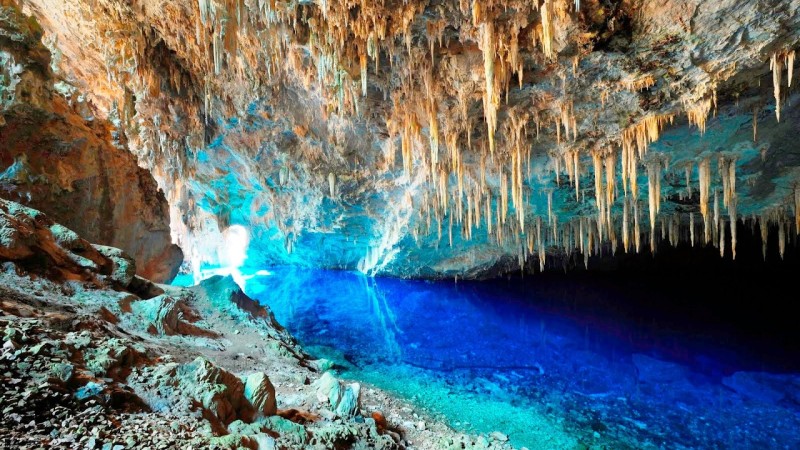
690,212,695,247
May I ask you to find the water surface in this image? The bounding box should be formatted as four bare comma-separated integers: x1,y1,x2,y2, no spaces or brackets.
240,267,800,449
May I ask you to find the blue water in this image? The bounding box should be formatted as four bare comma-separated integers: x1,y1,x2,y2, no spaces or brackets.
229,268,800,449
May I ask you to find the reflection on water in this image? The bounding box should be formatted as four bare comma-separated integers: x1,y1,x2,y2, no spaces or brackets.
243,267,800,449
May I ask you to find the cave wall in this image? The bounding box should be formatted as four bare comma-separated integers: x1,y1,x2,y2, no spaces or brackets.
0,5,182,282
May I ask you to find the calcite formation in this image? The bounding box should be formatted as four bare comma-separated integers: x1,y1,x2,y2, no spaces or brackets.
4,0,800,277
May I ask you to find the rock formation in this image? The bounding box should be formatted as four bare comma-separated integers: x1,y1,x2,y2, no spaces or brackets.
0,4,181,282
10,0,798,278
2,0,800,279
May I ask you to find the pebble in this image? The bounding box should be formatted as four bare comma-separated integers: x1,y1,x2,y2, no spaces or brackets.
490,431,509,442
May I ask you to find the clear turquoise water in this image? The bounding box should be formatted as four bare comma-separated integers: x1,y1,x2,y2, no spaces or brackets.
189,268,800,449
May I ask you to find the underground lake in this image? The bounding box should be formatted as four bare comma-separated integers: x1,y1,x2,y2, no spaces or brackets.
174,241,800,450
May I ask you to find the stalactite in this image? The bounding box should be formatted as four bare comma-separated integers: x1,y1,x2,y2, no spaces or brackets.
698,158,711,244
713,190,720,244
633,200,641,253
622,198,630,252
646,161,662,244
684,164,692,200
686,98,712,134
328,172,336,197
795,186,800,236
761,214,769,260
480,22,498,156
729,199,737,259
540,0,554,59
753,108,758,142
360,53,368,97
623,75,655,92
789,50,796,88
771,52,783,122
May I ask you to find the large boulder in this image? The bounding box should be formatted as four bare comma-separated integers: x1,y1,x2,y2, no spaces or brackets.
0,198,110,279
314,372,361,419
92,245,136,287
244,372,277,417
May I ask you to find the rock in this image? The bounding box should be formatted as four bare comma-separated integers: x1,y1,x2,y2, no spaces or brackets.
312,372,360,418
76,382,103,400
489,432,508,442
631,354,689,384
0,7,181,284
0,199,109,278
244,372,277,417
130,295,181,336
251,434,276,450
127,276,165,299
129,294,216,338
175,357,253,425
92,245,136,287
334,383,360,419
314,372,339,404
722,372,800,405
50,362,74,383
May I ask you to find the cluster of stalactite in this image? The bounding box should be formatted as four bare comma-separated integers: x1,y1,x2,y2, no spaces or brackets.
29,0,798,268
409,149,800,272
186,0,798,267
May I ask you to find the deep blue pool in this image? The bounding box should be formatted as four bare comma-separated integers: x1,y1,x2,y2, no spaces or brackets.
225,267,798,449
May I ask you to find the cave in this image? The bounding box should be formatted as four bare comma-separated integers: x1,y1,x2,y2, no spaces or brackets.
1,0,799,448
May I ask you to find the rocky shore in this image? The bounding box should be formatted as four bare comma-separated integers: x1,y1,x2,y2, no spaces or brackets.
0,198,518,450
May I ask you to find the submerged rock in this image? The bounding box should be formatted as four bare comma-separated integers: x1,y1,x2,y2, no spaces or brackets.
722,372,800,405
632,354,689,384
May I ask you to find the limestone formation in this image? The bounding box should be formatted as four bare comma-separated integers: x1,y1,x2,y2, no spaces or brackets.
3,0,796,277
0,4,181,282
